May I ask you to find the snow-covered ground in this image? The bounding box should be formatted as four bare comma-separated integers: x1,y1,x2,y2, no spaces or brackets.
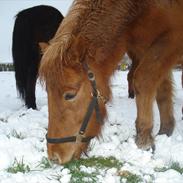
0,70,183,183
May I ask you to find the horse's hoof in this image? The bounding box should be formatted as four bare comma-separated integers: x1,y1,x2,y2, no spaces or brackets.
158,124,174,137
158,129,173,137
26,104,37,110
135,134,155,151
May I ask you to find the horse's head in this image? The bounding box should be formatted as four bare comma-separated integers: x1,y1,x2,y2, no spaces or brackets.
39,38,109,164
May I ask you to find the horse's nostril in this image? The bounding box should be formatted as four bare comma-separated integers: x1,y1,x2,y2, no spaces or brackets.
50,153,62,164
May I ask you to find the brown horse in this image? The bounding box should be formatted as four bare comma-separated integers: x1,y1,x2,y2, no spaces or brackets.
39,0,183,164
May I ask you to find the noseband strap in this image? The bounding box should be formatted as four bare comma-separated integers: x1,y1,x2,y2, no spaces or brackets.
46,134,94,144
46,64,106,144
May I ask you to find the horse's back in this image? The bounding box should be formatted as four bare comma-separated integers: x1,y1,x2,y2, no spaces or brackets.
126,1,183,60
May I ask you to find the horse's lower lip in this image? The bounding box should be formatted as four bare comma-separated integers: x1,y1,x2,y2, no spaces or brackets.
50,152,62,164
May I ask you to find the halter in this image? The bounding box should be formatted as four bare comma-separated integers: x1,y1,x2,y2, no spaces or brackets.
46,63,107,144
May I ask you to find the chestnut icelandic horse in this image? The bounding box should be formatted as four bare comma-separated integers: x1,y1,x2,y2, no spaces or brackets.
12,5,63,109
39,0,183,164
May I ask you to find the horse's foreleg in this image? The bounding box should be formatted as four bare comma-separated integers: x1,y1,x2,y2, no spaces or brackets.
134,69,155,149
156,73,175,136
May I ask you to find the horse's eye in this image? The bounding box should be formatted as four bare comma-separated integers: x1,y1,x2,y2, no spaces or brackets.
63,93,76,101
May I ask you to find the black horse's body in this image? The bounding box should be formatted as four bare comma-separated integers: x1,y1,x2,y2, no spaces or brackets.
12,5,63,109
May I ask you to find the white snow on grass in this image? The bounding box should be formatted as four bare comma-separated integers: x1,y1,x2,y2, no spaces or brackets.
0,70,183,182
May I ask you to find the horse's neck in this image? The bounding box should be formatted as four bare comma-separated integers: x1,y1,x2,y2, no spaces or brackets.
80,0,142,44
52,0,146,61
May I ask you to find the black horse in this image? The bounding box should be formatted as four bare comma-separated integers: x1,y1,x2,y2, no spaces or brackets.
12,5,64,109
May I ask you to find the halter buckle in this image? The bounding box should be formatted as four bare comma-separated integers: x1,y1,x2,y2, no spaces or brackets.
96,90,108,104
91,90,107,104
76,132,85,143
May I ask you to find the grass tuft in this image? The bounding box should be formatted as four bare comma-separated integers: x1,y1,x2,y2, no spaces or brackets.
118,170,142,183
170,162,183,174
37,156,53,169
11,129,25,139
7,158,30,174
155,162,183,174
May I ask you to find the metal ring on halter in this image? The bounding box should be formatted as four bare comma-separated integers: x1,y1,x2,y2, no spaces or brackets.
88,70,95,81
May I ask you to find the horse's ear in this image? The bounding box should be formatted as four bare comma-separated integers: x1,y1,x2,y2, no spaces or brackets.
39,42,49,54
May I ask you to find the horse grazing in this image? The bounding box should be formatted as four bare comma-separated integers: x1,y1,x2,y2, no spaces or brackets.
39,0,183,164
12,5,64,109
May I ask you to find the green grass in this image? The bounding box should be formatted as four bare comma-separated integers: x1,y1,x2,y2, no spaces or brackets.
11,129,25,139
7,156,52,174
118,170,142,183
64,156,123,170
62,156,141,183
154,166,168,172
7,158,30,174
6,156,143,183
170,162,183,174
155,162,183,174
67,169,98,183
62,156,123,183
37,156,53,169
49,156,142,183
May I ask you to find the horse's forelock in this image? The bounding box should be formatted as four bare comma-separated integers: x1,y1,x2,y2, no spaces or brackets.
39,35,85,94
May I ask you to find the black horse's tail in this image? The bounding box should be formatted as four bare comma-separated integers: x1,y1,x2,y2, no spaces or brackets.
12,13,36,100
12,5,63,108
